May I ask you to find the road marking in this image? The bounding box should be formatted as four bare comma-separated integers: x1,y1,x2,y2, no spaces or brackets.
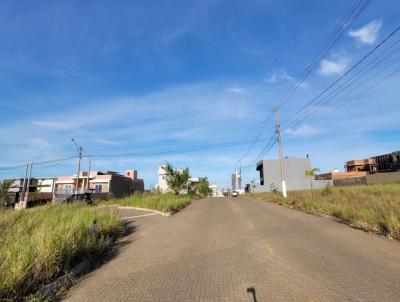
248,222,254,229
265,243,274,255
121,213,159,220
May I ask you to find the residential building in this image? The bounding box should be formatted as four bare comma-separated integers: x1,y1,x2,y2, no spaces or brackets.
253,156,331,192
315,171,367,180
37,178,55,193
54,169,144,200
345,150,400,173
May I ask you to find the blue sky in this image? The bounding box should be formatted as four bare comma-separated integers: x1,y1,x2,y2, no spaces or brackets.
0,0,399,188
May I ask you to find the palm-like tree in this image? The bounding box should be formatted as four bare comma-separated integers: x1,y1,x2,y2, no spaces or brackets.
163,163,190,194
305,168,320,202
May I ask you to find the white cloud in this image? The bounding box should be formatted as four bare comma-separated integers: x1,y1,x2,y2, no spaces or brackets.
226,87,245,94
266,68,293,83
318,51,350,77
285,124,322,137
348,20,382,45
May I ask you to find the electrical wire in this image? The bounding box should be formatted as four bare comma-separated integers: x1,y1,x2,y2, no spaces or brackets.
286,38,400,130
236,0,371,173
283,24,400,129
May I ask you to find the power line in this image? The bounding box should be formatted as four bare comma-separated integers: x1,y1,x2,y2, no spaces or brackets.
294,67,400,127
286,38,400,130
237,0,371,171
276,0,372,109
283,24,400,129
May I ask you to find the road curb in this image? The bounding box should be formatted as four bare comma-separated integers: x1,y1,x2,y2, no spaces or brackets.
34,237,114,300
260,198,395,240
98,204,172,216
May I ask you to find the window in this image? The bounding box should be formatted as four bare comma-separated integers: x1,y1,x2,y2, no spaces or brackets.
64,184,72,193
95,184,102,193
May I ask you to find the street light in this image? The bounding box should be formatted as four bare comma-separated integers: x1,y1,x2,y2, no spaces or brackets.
71,138,83,195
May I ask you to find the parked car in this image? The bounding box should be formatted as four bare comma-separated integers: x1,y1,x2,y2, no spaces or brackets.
64,192,93,204
232,191,239,197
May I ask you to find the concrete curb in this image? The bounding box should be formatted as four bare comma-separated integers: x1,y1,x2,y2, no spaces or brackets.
262,199,394,240
98,204,172,216
34,237,113,300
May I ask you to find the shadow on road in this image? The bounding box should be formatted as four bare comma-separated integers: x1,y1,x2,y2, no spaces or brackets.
247,287,257,302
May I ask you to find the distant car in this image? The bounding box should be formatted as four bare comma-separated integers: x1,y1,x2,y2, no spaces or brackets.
232,191,239,197
64,192,93,204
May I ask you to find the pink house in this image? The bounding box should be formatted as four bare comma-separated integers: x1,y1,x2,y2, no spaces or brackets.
54,169,144,199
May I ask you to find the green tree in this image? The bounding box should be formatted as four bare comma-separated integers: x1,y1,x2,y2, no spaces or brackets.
163,163,190,194
197,177,213,197
0,179,14,206
305,168,320,202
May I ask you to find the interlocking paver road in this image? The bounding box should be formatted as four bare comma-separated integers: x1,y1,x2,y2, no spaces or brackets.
64,196,400,301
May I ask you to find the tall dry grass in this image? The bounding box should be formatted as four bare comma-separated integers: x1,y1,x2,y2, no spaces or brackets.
106,192,201,212
0,204,122,300
250,184,400,239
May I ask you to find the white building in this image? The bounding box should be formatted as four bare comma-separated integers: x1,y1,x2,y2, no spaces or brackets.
157,164,169,192
37,178,55,193
231,171,241,191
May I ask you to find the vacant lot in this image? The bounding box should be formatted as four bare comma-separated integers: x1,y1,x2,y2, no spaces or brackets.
105,192,201,212
250,184,400,240
0,204,122,300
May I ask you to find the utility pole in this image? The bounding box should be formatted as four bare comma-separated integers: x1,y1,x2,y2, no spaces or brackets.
87,156,92,191
71,138,83,195
273,107,287,198
19,164,29,204
22,162,33,209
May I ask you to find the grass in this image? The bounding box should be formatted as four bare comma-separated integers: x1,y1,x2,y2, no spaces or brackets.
105,192,201,212
0,204,123,300
249,184,400,240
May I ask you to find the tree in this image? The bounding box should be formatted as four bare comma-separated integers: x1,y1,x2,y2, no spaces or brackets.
305,168,320,202
0,179,14,207
197,177,213,197
162,163,190,194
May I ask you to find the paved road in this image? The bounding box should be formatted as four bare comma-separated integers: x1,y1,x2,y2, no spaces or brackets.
64,197,400,301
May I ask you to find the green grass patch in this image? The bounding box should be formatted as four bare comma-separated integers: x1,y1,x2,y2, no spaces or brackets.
249,184,400,240
105,192,201,212
0,204,122,300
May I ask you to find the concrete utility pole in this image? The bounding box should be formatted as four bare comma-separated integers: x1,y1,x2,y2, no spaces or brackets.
19,164,29,204
87,156,92,191
22,162,33,209
273,107,287,198
71,138,83,195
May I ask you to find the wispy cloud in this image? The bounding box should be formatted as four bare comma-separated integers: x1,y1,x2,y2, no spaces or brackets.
348,20,382,45
285,124,322,137
318,51,350,77
265,68,293,83
226,87,246,94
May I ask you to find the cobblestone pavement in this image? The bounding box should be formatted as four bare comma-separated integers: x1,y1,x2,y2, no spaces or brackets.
64,197,400,301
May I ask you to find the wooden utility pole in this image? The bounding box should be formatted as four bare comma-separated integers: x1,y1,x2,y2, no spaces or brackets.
273,108,287,198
